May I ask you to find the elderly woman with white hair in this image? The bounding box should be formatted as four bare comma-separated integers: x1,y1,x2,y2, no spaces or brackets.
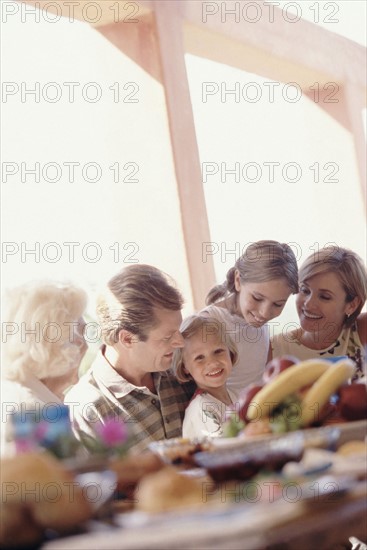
1,280,88,456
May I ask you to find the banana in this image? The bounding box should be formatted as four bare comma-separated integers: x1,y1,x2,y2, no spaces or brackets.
246,359,331,421
299,358,356,427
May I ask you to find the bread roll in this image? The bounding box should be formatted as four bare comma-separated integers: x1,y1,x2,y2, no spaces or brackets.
109,451,164,491
136,466,204,513
0,452,92,547
337,440,366,456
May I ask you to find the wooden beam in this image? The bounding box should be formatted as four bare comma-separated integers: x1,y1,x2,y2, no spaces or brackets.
180,1,366,91
153,1,216,309
20,1,366,94
16,0,367,256
95,12,162,82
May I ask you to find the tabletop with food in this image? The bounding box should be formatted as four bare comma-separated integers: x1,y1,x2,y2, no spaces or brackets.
1,356,366,550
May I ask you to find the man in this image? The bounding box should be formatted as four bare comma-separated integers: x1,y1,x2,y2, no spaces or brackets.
65,264,195,454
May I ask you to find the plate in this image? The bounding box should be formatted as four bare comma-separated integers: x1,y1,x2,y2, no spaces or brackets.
148,437,213,465
194,431,305,482
297,474,357,503
211,425,341,451
75,470,117,511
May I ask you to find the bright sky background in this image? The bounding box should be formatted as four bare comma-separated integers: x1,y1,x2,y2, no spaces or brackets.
269,0,366,46
1,0,366,324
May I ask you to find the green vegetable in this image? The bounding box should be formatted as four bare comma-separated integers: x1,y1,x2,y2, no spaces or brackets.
222,416,246,438
269,394,302,434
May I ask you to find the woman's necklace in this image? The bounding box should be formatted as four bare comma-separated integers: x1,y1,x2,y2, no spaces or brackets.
298,327,341,351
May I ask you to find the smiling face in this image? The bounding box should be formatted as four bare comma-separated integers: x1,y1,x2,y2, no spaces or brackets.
296,271,359,339
182,329,233,392
131,308,184,374
234,274,292,326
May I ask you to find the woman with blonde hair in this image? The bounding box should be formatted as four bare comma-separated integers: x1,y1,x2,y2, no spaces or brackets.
1,280,88,456
272,246,367,378
201,240,299,397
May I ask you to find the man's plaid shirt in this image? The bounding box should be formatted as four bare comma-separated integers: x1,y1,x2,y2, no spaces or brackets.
65,346,195,454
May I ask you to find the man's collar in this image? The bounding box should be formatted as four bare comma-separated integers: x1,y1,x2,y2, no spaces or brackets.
92,345,166,398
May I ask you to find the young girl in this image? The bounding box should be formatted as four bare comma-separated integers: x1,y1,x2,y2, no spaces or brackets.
272,246,367,379
173,315,238,439
201,240,298,398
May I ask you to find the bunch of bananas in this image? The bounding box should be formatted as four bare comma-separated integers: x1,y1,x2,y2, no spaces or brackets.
246,358,356,428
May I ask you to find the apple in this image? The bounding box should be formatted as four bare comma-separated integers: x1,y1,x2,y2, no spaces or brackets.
263,355,299,384
337,383,367,421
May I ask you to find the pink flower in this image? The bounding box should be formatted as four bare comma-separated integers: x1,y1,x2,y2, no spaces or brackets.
15,439,35,453
97,419,128,448
34,422,48,441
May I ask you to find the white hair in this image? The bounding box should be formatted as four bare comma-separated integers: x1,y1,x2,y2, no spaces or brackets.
2,281,87,383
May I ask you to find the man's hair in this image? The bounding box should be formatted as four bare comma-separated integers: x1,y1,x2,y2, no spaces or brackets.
97,264,184,343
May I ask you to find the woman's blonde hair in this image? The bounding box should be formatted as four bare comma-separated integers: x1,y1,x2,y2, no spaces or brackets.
172,315,238,383
2,281,87,383
299,246,367,328
206,240,298,305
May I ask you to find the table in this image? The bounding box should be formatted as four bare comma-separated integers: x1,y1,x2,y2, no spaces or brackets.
43,421,367,550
